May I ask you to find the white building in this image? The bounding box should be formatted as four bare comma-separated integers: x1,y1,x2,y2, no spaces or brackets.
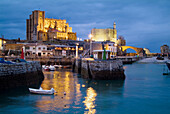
93,50,111,59
25,43,53,56
107,42,117,56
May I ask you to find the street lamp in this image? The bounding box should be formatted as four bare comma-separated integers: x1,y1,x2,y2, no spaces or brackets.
76,43,79,58
89,34,93,56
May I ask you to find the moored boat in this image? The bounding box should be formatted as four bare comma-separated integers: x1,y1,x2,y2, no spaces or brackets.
49,65,55,71
29,87,56,95
44,66,50,71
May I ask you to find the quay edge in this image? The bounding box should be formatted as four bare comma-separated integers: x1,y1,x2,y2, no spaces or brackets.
73,58,125,80
0,61,44,92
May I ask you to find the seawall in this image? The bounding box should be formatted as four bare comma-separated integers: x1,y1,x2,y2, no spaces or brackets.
73,58,125,80
0,61,44,91
4,56,72,65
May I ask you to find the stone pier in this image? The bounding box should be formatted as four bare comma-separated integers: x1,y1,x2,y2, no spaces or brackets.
73,58,125,80
0,61,44,91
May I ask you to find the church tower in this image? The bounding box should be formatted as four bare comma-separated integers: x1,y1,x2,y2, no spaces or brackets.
26,10,45,41
113,22,117,39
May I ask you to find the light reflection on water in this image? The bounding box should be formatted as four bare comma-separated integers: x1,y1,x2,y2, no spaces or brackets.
36,69,82,113
83,87,97,114
36,69,125,113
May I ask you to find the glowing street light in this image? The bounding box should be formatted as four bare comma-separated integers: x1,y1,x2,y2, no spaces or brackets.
88,34,93,39
76,43,79,58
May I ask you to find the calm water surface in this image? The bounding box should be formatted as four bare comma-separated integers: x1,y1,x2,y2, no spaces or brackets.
0,63,170,114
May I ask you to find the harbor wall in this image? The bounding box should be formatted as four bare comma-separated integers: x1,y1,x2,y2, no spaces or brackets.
73,58,125,80
4,56,72,65
0,61,44,91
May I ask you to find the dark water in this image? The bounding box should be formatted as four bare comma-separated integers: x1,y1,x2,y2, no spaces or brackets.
0,63,170,114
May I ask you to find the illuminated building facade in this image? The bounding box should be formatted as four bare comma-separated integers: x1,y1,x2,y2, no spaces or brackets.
90,22,126,56
26,10,77,41
91,22,117,43
0,38,6,50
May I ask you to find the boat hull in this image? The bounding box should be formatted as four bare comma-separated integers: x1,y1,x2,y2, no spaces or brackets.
29,88,54,95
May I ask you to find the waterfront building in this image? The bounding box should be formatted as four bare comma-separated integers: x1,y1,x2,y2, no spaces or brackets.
3,41,84,57
0,38,6,50
90,41,117,57
91,22,118,43
93,50,111,59
90,22,126,56
108,42,117,56
25,43,83,57
161,45,170,54
26,10,77,41
4,44,24,51
54,44,83,56
25,43,53,56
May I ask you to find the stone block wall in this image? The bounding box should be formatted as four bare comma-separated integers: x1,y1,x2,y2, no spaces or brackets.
81,59,125,80
0,61,44,91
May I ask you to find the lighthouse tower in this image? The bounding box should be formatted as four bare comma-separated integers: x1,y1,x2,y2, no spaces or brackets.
111,22,117,43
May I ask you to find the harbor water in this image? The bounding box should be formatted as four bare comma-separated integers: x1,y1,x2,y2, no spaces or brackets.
0,63,170,114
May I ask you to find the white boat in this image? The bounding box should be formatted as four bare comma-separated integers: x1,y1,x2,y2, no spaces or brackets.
29,87,56,95
42,65,46,69
49,65,55,71
44,66,50,71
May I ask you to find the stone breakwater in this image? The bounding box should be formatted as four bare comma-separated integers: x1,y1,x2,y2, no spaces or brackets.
73,58,125,80
0,61,44,91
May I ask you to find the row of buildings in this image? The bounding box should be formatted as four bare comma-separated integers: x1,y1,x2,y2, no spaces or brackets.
3,10,161,59
3,42,84,57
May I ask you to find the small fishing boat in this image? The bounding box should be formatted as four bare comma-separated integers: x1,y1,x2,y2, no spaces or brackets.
44,66,50,71
29,87,56,95
42,65,46,69
49,65,55,71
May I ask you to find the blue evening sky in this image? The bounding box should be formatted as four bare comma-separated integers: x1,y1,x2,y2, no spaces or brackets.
0,0,170,52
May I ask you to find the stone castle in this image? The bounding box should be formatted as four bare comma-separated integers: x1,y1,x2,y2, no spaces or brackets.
91,22,126,46
91,22,117,42
26,10,77,41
